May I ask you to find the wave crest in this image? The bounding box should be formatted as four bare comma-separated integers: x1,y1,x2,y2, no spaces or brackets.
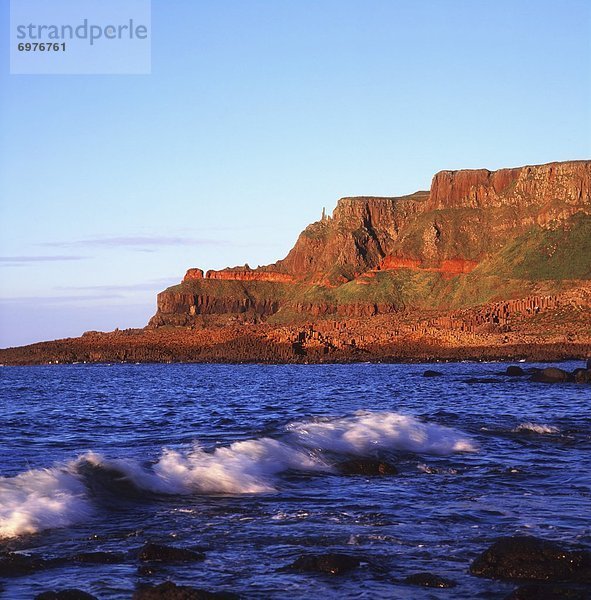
286,411,477,455
0,411,475,539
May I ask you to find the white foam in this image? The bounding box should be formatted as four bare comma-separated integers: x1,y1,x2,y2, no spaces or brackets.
286,411,477,455
0,466,93,539
79,439,328,496
514,422,560,434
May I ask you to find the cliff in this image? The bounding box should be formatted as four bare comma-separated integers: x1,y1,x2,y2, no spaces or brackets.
150,160,591,328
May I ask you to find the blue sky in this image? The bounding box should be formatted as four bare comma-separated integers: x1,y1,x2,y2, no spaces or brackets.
1,0,590,347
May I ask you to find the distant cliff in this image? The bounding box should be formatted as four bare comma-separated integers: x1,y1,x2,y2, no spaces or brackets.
2,159,590,366
150,160,591,328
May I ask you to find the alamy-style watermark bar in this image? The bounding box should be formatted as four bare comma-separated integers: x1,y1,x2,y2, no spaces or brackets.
10,0,151,74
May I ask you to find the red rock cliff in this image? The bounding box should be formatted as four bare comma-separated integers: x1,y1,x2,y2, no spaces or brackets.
428,160,591,215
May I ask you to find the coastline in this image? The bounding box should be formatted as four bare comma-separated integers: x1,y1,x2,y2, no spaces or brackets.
1,333,589,366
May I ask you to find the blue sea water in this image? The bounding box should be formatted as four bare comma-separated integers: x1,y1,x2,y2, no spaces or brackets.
0,362,590,599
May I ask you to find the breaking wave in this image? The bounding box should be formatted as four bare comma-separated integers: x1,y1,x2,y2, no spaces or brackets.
0,411,475,539
0,468,93,539
286,411,477,455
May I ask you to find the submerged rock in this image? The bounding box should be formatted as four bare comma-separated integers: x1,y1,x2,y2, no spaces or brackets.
463,377,501,384
72,551,126,564
338,458,398,476
531,368,571,383
138,543,205,563
573,369,591,384
288,553,361,575
403,572,457,588
133,582,239,599
471,536,591,582
506,366,526,376
505,583,591,599
0,552,56,576
35,591,97,600
423,370,443,377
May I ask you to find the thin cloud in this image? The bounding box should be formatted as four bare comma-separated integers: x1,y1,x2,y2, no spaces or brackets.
42,235,226,250
0,255,88,267
57,278,178,293
0,293,124,304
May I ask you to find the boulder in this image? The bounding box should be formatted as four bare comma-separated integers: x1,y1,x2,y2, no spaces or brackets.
138,543,205,563
506,366,526,376
423,370,443,377
338,458,397,476
471,536,591,582
531,368,571,383
572,369,591,384
0,552,55,576
403,572,457,588
133,582,239,600
288,553,361,575
35,591,97,600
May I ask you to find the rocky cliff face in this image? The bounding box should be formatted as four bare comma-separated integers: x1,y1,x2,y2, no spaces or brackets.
428,160,591,213
275,192,428,284
150,160,591,328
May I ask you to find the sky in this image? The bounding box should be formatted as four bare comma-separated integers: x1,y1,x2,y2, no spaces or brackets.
1,0,590,348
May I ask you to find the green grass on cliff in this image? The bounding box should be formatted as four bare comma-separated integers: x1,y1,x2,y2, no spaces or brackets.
475,212,591,281
165,279,300,301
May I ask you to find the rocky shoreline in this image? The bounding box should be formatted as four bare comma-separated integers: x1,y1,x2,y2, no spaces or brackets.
2,294,591,366
1,333,590,366
5,528,590,599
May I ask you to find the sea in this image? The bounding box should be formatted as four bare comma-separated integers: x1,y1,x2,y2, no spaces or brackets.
0,362,590,599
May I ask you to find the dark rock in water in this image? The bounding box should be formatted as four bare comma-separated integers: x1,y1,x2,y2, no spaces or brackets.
72,551,126,564
504,582,591,599
587,358,591,370
0,552,57,576
464,377,501,384
403,572,457,588
133,582,239,599
288,553,361,575
471,536,591,582
338,458,398,476
572,369,591,384
137,565,159,576
35,591,97,600
423,370,443,377
138,543,205,563
506,365,526,376
531,368,571,383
